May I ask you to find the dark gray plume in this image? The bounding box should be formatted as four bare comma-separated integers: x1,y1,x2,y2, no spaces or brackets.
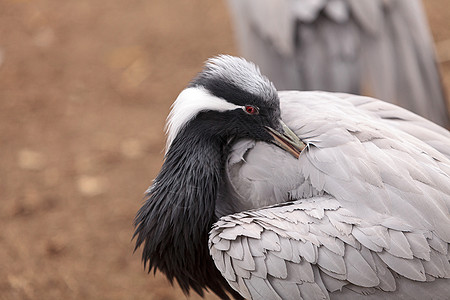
134,117,244,299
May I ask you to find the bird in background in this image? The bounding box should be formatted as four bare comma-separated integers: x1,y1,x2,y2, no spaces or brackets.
227,0,450,128
134,55,450,299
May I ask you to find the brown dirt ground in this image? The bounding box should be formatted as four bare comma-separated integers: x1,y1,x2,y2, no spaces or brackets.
0,1,449,299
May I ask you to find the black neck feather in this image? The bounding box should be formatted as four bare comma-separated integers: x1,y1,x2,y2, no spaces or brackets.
134,117,243,299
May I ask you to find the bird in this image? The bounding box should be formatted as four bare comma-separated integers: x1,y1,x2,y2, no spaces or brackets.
133,55,450,299
226,0,450,128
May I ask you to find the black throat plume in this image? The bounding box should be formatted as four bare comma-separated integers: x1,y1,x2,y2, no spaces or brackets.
133,118,243,300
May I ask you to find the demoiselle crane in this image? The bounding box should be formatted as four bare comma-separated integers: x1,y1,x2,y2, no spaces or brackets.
227,0,450,128
134,55,450,299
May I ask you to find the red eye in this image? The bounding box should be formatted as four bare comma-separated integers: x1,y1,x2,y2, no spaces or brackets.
244,105,258,115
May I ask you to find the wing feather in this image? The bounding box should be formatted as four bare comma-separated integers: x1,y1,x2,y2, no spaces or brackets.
386,230,414,259
344,245,380,287
404,232,431,261
317,246,346,275
268,277,303,299
243,276,282,300
210,196,450,299
376,251,426,281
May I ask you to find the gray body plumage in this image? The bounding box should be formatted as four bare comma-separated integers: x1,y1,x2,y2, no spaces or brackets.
227,0,450,127
135,56,450,300
211,91,450,299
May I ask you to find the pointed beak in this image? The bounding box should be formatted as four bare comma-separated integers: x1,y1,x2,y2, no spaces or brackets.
265,121,305,159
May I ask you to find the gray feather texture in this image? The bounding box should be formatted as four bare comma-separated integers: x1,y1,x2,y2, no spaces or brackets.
227,0,450,127
210,91,450,299
136,55,449,299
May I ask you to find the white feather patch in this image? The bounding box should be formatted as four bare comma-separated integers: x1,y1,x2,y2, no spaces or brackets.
165,87,242,151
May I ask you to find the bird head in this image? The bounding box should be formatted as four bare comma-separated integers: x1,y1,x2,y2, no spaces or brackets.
165,55,305,158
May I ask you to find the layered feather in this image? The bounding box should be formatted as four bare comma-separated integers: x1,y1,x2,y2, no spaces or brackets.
211,91,450,299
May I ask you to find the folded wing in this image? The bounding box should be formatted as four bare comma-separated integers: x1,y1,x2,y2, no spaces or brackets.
210,196,450,299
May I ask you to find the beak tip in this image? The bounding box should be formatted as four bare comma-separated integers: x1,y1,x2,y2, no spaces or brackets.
265,123,305,159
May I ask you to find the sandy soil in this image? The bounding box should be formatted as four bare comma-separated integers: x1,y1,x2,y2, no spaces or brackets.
0,0,449,299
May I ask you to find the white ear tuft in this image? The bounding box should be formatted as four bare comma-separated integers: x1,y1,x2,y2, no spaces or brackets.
165,87,242,152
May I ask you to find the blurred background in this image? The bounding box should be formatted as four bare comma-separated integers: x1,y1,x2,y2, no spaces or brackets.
0,0,449,299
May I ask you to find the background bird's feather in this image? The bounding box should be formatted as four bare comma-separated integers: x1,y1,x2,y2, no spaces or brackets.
227,0,450,126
